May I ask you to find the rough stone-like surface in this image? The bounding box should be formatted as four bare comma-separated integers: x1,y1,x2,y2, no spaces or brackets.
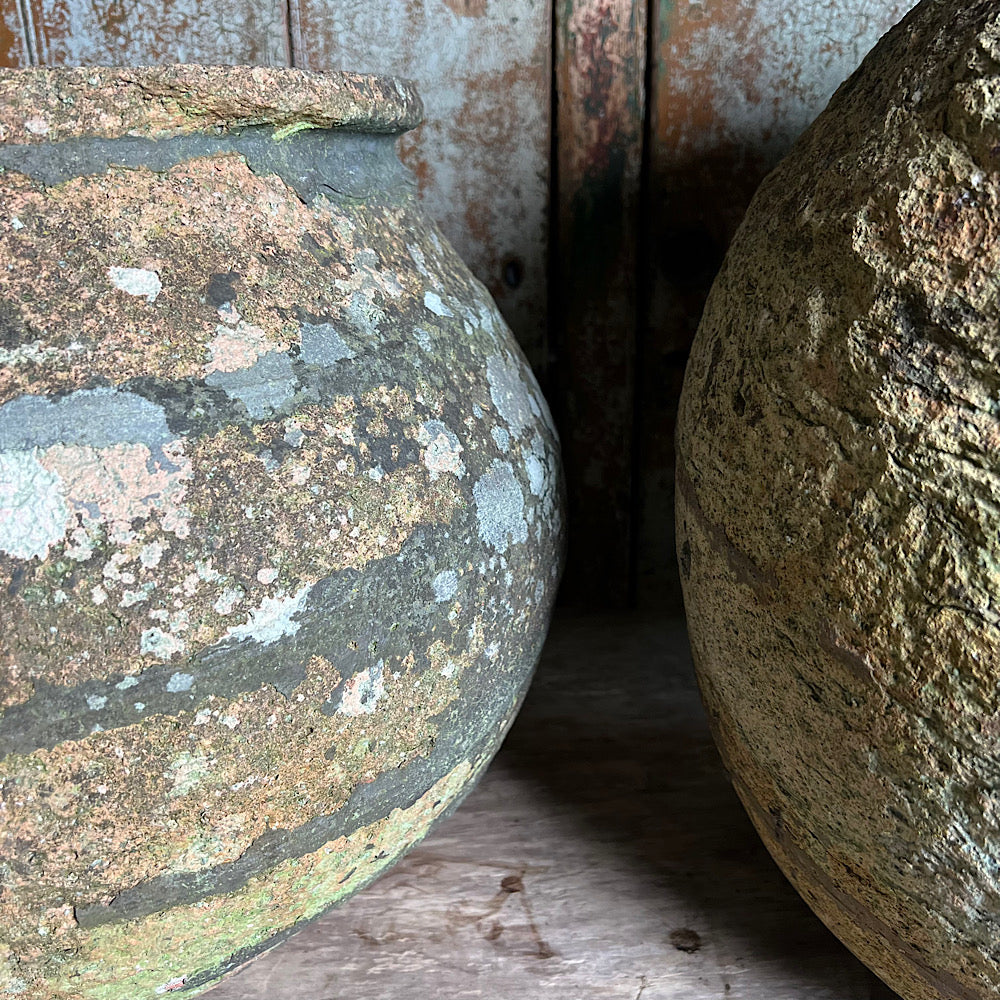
0,66,423,144
0,67,563,999
676,3,1000,999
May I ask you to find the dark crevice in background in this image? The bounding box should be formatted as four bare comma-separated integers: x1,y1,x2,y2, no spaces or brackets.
16,0,37,66
284,0,296,67
547,0,564,592
628,0,657,608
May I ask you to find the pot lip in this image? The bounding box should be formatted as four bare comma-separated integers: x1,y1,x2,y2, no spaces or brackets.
0,65,424,145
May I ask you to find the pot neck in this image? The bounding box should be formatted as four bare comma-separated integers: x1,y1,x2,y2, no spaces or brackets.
0,66,423,145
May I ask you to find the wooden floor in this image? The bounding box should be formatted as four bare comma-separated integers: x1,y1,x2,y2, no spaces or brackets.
205,614,900,1000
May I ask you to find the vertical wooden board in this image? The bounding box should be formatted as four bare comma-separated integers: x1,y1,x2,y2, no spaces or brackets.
0,6,30,66
636,0,917,610
21,0,289,66
553,0,646,606
290,0,552,375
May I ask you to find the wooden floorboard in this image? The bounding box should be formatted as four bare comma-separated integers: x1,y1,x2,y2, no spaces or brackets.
205,613,899,1000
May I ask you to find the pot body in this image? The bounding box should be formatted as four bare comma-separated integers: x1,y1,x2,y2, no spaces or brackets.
677,3,1000,999
0,67,563,998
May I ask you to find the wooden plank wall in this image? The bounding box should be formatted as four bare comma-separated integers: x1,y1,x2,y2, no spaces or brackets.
553,0,646,605
0,1,918,609
11,1,290,65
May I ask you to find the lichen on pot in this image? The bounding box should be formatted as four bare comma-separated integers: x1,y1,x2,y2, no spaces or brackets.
677,3,1000,999
0,66,564,999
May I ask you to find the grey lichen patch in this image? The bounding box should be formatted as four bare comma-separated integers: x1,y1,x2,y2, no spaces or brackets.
423,290,453,317
524,451,546,497
140,628,186,661
0,387,172,450
205,352,297,420
490,426,510,453
298,321,355,366
431,569,459,603
0,451,69,560
108,266,161,303
417,420,465,480
486,352,539,437
223,585,313,646
473,459,528,554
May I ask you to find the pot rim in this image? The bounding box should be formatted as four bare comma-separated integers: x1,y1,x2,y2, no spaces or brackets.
0,65,424,145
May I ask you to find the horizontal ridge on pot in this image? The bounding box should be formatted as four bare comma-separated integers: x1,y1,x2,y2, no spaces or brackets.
0,65,564,999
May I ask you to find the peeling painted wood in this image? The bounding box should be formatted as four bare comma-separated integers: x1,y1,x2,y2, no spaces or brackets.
0,1,551,378
0,7,29,65
14,0,289,66
289,0,552,374
636,0,918,609
553,0,646,605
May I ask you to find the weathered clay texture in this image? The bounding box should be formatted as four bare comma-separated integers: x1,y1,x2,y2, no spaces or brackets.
677,2,1000,998
0,67,563,999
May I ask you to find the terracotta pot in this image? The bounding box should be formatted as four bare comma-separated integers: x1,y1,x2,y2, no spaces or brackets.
677,2,1000,998
0,66,563,998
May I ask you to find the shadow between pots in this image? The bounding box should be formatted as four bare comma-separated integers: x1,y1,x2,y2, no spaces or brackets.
203,612,903,999
494,611,902,999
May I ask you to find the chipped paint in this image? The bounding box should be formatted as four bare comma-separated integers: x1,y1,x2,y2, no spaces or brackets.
16,3,290,67
653,0,914,167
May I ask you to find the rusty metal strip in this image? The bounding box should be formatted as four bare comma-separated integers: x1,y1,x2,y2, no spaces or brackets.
552,0,647,605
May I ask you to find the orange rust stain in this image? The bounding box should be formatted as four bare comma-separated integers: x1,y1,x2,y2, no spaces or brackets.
652,2,765,162
0,11,27,67
399,138,432,197
442,0,487,15
651,1,915,164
